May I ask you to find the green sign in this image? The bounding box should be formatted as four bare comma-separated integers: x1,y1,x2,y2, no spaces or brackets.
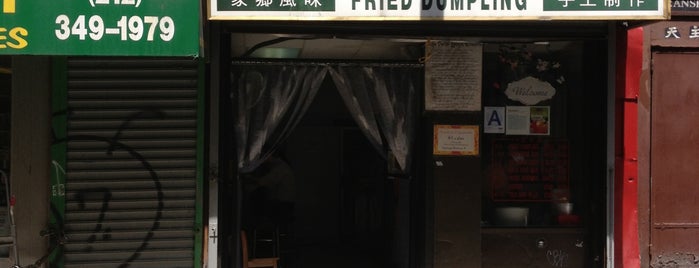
217,0,336,11
1,0,200,56
544,0,659,11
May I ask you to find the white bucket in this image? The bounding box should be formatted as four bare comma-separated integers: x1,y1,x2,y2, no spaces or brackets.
493,207,529,226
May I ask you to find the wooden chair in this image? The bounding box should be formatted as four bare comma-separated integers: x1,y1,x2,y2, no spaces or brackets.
242,230,279,268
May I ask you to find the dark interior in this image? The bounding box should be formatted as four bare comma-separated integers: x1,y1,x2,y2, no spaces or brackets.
218,28,610,267
235,74,415,268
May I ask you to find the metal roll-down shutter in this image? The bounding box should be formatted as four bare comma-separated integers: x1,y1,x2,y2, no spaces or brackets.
62,57,199,268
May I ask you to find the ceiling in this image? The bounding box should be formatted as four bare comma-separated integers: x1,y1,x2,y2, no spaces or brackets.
230,33,426,61
230,32,581,62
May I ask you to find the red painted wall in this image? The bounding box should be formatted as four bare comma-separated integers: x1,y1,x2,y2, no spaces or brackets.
615,26,641,268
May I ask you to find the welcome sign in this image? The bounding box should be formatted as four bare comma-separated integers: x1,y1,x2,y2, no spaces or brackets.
209,0,668,20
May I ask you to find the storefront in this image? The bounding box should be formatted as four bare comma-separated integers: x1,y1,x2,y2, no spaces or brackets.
0,0,675,267
207,2,668,268
2,0,204,267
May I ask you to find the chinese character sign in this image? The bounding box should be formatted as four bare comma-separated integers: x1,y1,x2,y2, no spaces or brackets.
220,0,333,11
651,22,699,48
210,0,667,20
1,0,200,55
544,0,657,10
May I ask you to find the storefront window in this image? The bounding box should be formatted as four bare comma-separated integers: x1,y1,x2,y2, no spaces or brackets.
481,41,601,228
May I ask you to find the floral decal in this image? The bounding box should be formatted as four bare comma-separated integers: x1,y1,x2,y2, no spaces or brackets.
492,45,566,91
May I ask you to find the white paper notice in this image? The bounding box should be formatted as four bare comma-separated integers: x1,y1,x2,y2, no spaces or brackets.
425,41,483,111
505,106,550,136
506,106,531,135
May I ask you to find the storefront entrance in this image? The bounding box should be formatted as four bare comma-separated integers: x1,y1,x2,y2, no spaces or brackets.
213,25,612,268
280,90,409,268
220,37,424,267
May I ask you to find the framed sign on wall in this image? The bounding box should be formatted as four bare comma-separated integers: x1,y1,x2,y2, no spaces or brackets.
433,125,479,156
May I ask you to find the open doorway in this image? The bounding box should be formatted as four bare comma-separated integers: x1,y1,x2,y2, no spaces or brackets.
281,78,394,268
226,49,423,267
233,69,417,268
